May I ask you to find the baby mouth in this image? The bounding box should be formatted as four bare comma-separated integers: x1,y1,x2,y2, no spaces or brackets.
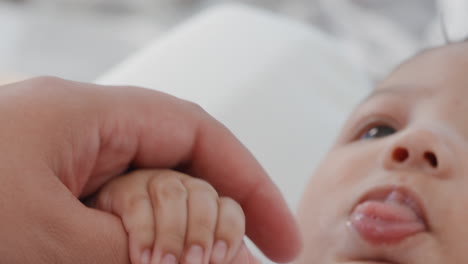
349,186,428,245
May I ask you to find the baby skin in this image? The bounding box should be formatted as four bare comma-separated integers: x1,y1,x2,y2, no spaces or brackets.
295,42,468,263
94,169,260,264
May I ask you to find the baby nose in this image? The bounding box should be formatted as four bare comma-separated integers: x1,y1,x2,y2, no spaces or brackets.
389,146,438,169
382,129,452,177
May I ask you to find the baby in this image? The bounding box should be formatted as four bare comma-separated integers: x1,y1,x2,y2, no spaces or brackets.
296,41,468,263
94,40,468,264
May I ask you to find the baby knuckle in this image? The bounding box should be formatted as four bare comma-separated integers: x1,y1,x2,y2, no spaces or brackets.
129,221,153,235
221,197,244,215
150,177,187,201
93,188,111,210
193,216,216,233
184,178,218,197
220,198,245,231
123,195,149,213
163,232,186,247
223,217,245,236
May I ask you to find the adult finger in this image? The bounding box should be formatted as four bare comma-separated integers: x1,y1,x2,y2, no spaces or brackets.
91,83,302,262
2,77,301,262
0,164,130,263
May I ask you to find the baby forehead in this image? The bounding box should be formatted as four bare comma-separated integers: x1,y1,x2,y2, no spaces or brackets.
386,43,468,83
411,42,468,65
356,84,468,121
373,45,468,102
365,85,464,107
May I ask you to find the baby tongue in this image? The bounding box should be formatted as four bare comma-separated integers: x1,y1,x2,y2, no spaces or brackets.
350,190,426,245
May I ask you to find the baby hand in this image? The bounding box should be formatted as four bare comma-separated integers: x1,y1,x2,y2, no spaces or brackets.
94,169,260,264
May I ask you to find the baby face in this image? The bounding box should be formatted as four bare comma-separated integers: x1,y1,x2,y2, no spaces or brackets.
295,42,468,263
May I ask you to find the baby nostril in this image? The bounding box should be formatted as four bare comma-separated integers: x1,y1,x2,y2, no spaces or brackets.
424,151,438,168
392,147,409,162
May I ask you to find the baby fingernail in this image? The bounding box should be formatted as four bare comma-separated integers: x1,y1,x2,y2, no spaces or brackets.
253,256,263,264
211,241,227,263
185,245,203,264
140,249,151,264
161,253,177,264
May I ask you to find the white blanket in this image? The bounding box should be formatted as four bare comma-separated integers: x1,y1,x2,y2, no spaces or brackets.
97,3,371,262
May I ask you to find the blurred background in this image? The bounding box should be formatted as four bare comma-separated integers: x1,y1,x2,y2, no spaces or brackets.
0,0,464,83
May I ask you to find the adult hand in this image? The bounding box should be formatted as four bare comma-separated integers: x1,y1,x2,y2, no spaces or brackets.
0,77,301,263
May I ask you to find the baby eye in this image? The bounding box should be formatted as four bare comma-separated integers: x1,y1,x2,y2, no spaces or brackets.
361,124,396,140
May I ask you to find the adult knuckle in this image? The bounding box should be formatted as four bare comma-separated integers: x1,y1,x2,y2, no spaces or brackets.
29,76,64,89
184,100,206,113
11,76,64,98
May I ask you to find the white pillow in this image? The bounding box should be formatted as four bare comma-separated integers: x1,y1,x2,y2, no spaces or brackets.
97,3,370,262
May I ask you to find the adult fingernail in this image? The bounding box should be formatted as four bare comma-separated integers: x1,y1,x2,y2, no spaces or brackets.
140,249,151,264
185,245,203,264
211,241,227,263
160,253,177,264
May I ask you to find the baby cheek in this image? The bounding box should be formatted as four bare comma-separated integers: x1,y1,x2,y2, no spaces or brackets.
295,173,338,263
296,150,358,237
296,164,338,228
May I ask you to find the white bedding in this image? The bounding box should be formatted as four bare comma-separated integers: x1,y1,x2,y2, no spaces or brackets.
97,3,371,262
